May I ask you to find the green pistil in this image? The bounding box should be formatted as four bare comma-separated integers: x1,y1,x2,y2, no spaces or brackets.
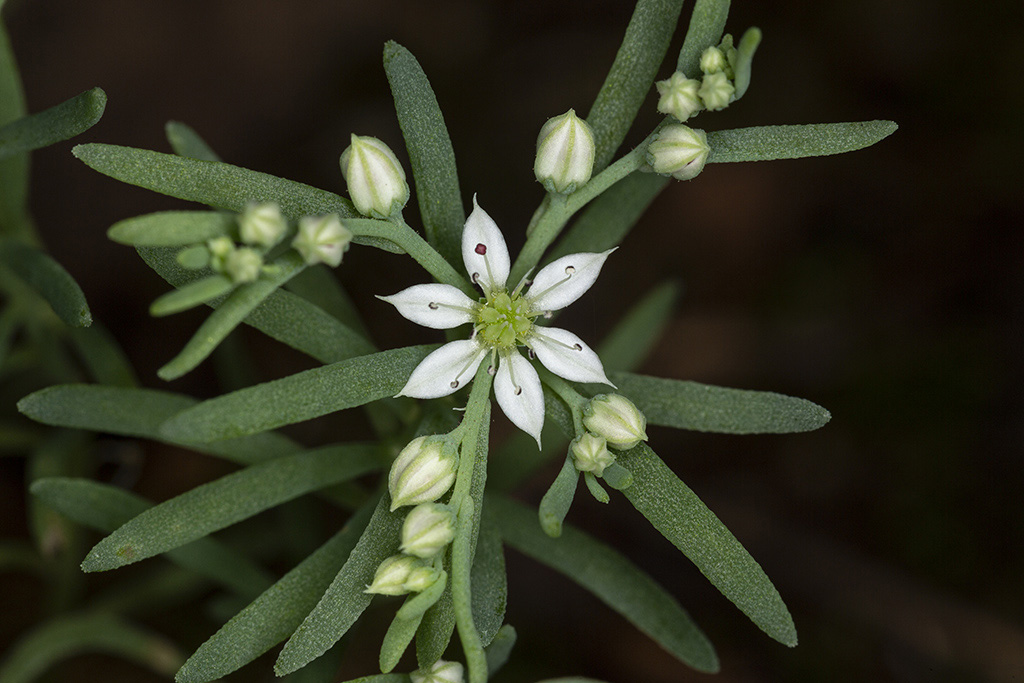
474,290,536,350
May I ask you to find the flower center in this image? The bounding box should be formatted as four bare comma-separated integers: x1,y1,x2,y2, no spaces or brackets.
474,290,536,350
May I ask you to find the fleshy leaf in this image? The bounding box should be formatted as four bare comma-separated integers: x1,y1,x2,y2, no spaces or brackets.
491,495,719,672
484,624,516,676
471,512,507,648
0,240,91,326
616,443,798,646
731,26,761,100
677,0,730,76
150,274,234,316
160,344,434,443
538,455,579,538
0,88,105,160
108,211,234,246
611,372,831,433
586,0,686,172
175,502,375,683
383,41,465,267
706,121,898,163
79,444,380,572
165,121,221,162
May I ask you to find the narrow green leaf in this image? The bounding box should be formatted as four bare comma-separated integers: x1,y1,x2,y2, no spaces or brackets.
484,624,516,676
545,171,668,264
677,0,730,76
108,211,234,246
165,121,221,162
72,143,358,219
395,570,447,622
160,345,435,443
583,471,610,503
150,274,234,316
492,495,719,671
285,265,372,339
67,323,139,387
18,384,298,464
471,512,507,647
80,444,380,572
0,88,106,160
383,41,465,267
586,0,686,172
30,478,274,597
611,372,831,433
538,455,579,538
276,495,404,676
616,443,797,646
706,121,898,163
158,251,307,379
379,605,425,674
597,280,679,374
0,18,28,233
0,612,182,683
0,240,91,326
139,246,375,364
176,502,375,683
731,27,761,100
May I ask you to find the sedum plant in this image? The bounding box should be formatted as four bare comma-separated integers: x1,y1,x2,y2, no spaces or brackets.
8,0,896,681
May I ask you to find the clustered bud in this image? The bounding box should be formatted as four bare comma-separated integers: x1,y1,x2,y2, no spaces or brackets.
223,246,263,283
388,436,458,512
583,394,648,451
400,502,457,559
655,71,703,122
340,134,409,219
292,214,352,267
411,659,464,683
571,432,615,477
646,124,710,181
534,109,595,194
238,202,287,247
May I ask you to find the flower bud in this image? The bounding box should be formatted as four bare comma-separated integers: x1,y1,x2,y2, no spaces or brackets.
223,246,263,283
206,236,235,273
646,124,710,181
700,45,729,75
699,72,735,111
583,394,648,451
571,433,615,477
655,72,703,122
238,202,287,247
411,659,465,683
534,109,595,194
176,244,210,270
339,134,409,219
400,503,456,559
292,214,352,267
365,554,424,596
404,565,442,593
388,436,458,511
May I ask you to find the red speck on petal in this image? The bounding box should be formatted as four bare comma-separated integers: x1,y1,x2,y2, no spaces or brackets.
475,243,487,255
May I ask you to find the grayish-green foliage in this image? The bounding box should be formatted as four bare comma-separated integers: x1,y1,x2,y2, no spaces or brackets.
0,241,91,326
0,88,106,160
707,121,899,163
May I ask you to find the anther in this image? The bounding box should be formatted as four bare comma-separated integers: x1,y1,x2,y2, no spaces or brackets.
487,365,497,376
428,302,439,310
472,272,480,283
544,311,553,319
450,380,460,389
475,243,487,255
564,265,576,275
514,386,523,396
573,343,583,351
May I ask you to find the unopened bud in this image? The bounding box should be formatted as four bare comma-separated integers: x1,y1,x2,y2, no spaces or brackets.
206,236,235,273
656,72,703,122
238,202,287,247
339,135,409,219
400,503,456,559
699,72,735,111
534,109,595,194
411,659,465,683
700,45,729,75
404,565,442,593
646,124,710,181
292,214,352,267
365,554,424,596
583,394,648,451
223,247,263,283
388,436,458,511
571,433,615,477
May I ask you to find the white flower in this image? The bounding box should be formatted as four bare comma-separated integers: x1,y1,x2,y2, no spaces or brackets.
379,197,614,447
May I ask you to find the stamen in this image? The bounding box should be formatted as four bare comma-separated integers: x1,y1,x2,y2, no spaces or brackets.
527,264,575,302
505,354,523,396
564,265,576,275
450,380,460,389
428,301,476,314
573,343,582,351
475,243,487,255
450,347,484,390
428,302,438,310
534,329,583,353
487,349,497,376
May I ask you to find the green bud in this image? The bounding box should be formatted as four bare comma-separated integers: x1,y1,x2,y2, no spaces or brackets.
534,109,595,194
206,236,235,273
583,394,648,451
400,503,456,559
571,432,615,477
699,72,735,111
292,214,352,267
238,202,287,247
388,436,458,511
223,246,263,283
655,71,703,122
365,554,424,596
339,134,409,218
646,124,710,181
403,565,442,593
700,45,729,75
411,659,464,683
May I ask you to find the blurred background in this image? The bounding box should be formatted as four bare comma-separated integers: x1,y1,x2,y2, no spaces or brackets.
2,0,1022,681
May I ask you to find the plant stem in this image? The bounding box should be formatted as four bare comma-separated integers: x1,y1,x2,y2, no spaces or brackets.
539,369,588,437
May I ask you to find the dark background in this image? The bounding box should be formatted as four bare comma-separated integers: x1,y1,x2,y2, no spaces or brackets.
2,0,1022,681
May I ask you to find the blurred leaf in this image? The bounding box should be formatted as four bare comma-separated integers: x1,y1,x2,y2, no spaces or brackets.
108,211,234,247
18,384,298,464
72,143,358,219
275,495,404,676
0,18,28,233
706,121,899,163
538,455,579,538
0,88,106,160
491,495,719,672
0,612,182,683
80,444,381,572
677,0,730,76
616,443,798,646
165,121,221,162
586,0,685,172
0,240,91,326
731,27,761,100
0,540,43,574
150,274,234,316
285,265,371,339
139,246,374,364
337,676,409,683
544,171,668,264
597,280,679,374
471,511,507,648
383,41,465,267
159,344,435,443
30,477,274,596
158,251,307,379
176,502,375,683
484,624,516,676
67,323,138,387
611,372,831,433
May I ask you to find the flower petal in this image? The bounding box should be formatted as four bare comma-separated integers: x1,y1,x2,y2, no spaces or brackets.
397,340,486,399
494,351,544,448
462,196,510,294
530,327,614,386
378,284,476,329
527,249,616,312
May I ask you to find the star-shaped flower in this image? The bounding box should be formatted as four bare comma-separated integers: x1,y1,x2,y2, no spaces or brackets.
380,197,615,446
